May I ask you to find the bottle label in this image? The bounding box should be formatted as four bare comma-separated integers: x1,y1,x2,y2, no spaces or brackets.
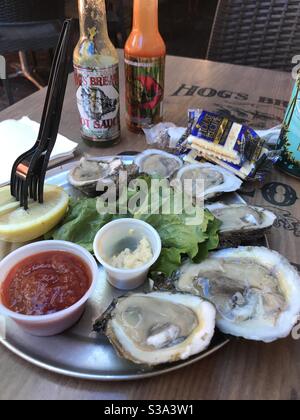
125,55,165,129
74,64,120,142
278,78,300,177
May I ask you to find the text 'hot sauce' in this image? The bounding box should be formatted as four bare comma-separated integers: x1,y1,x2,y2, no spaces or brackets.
125,0,166,133
1,251,92,316
74,0,120,147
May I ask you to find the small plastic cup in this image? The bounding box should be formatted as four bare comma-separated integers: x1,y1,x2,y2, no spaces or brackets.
93,219,162,290
0,241,99,337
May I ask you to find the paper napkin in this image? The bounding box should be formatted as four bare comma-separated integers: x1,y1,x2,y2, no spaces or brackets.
0,117,78,186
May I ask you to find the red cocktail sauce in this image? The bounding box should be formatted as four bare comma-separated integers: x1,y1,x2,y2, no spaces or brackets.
1,251,92,316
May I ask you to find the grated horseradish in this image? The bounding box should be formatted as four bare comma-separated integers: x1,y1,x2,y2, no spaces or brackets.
109,237,153,270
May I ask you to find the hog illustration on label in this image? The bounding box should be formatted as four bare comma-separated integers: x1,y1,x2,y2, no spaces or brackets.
82,87,118,121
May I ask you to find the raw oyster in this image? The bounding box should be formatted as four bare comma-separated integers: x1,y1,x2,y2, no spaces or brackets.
175,163,243,201
134,149,183,178
175,247,300,343
94,291,216,366
206,203,277,247
68,157,139,196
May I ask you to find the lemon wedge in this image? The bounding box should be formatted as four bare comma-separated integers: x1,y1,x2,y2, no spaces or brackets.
0,185,69,243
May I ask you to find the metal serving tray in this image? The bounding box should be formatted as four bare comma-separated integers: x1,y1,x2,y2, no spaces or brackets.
0,157,248,381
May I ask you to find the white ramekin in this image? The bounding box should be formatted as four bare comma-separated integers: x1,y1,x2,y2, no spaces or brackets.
93,219,162,290
0,241,99,337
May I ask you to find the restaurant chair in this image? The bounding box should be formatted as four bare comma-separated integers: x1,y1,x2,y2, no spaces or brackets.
207,0,300,72
107,0,127,48
0,0,65,105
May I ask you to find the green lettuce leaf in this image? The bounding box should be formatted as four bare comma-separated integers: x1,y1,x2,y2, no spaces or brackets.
151,247,183,277
45,198,126,252
47,177,221,276
193,216,221,264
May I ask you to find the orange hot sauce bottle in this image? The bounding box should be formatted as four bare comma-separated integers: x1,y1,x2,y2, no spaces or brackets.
125,0,166,133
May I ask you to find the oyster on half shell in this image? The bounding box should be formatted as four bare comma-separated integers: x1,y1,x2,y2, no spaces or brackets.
175,163,243,201
68,157,139,196
94,292,216,366
206,203,277,247
134,149,183,178
175,247,300,343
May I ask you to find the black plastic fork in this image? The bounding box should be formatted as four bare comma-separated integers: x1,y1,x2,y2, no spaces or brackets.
10,19,76,210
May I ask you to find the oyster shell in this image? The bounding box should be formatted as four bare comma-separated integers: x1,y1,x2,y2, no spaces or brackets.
68,157,139,196
134,149,183,178
175,163,243,201
94,291,216,366
206,203,277,247
175,247,300,343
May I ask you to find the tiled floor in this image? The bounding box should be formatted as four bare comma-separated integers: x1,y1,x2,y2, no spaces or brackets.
0,0,218,112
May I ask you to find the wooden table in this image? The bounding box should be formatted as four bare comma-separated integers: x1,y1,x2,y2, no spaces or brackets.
0,54,299,400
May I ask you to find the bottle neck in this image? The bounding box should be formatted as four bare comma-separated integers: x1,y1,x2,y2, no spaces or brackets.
133,0,159,32
78,0,109,40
